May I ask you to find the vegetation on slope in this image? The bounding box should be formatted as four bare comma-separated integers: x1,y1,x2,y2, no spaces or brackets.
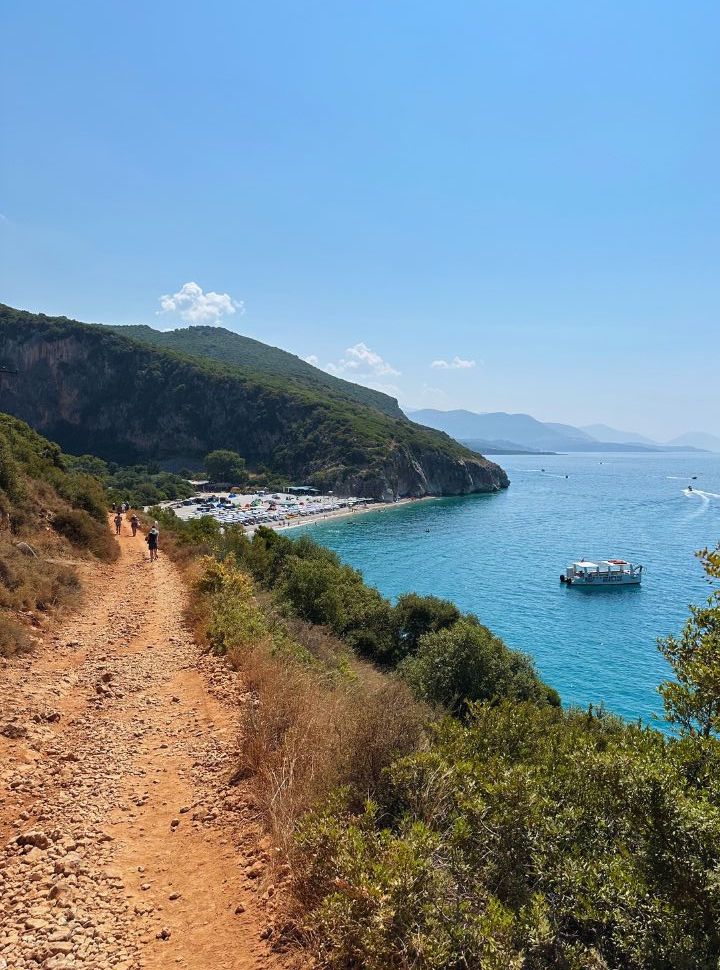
0,305,507,498
156,508,720,968
289,549,720,969
111,323,405,419
65,454,196,507
0,414,116,656
152,508,557,711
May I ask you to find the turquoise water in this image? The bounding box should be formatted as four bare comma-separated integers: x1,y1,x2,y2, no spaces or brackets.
298,453,720,726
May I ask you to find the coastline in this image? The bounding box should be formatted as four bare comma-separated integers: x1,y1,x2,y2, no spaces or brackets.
249,495,434,535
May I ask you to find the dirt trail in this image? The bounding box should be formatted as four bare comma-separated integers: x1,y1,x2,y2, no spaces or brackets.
0,522,294,970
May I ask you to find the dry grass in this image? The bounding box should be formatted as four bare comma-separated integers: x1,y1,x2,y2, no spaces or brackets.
226,618,429,855
161,546,432,876
0,536,82,614
0,615,32,658
51,508,119,562
182,558,213,649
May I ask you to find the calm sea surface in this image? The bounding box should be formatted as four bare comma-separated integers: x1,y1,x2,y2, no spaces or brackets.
297,453,720,726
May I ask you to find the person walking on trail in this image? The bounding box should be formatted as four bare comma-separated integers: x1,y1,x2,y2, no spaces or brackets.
146,525,159,561
130,513,139,537
114,511,123,535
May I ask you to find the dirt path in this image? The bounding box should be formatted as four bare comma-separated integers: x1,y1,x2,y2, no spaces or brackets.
0,522,295,970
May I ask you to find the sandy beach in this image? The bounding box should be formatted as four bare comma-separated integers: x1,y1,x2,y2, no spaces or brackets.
259,495,430,534
159,491,432,535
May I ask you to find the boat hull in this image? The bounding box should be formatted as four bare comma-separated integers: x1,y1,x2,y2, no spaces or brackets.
568,574,641,587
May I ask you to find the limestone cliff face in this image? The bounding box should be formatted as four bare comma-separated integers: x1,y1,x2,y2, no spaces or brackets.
338,444,508,500
0,308,509,500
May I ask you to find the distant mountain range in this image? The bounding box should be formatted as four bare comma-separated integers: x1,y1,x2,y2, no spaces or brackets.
407,410,720,454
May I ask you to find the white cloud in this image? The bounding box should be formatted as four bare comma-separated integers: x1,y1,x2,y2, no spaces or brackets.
431,356,477,370
157,281,243,325
325,342,400,377
362,380,402,398
401,384,449,410
303,354,320,367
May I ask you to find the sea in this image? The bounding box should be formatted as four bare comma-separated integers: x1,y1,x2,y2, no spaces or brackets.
297,453,720,727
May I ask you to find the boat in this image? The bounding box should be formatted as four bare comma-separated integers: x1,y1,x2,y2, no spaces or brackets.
561,559,642,587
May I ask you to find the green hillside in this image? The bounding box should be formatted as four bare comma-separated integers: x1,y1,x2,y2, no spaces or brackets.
111,324,404,419
0,412,116,655
0,305,508,499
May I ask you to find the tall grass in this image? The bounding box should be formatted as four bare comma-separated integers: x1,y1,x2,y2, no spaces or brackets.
198,556,429,855
0,538,82,613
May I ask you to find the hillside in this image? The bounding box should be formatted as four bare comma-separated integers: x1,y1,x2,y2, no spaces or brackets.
0,305,508,499
667,431,720,452
0,412,116,655
110,324,404,419
580,423,658,445
410,409,595,451
461,438,554,455
411,408,709,453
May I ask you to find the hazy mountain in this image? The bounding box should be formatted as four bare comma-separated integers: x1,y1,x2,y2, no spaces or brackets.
544,423,596,443
581,424,658,445
409,409,708,453
460,438,553,455
666,431,720,453
409,410,582,451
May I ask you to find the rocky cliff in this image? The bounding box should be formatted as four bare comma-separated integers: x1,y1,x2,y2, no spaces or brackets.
0,306,509,500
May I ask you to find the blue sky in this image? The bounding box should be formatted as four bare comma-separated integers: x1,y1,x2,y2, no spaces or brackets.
1,1,718,438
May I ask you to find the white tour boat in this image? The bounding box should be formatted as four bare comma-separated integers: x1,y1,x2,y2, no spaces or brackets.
561,559,642,587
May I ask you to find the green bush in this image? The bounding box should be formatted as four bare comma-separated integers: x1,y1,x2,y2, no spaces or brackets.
389,592,461,662
0,435,23,501
400,618,560,715
295,702,720,968
58,472,108,521
226,528,556,707
204,448,247,483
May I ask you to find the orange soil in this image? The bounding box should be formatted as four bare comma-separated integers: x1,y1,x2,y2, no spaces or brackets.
0,520,304,969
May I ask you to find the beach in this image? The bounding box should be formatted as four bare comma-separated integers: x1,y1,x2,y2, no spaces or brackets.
156,491,430,535
273,495,428,532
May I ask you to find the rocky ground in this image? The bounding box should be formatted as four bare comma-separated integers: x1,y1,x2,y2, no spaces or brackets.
0,523,297,970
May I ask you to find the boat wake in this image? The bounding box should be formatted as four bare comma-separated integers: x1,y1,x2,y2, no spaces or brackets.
683,487,720,518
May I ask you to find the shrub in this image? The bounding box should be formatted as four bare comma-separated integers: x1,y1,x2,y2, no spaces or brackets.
51,509,118,561
199,555,428,853
278,556,350,629
204,449,247,483
59,472,108,521
388,592,461,663
0,435,23,501
0,545,81,613
399,618,559,715
0,616,32,658
295,702,720,968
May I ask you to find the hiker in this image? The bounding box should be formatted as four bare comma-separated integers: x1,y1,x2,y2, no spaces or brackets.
114,511,123,535
146,525,159,561
130,513,139,537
